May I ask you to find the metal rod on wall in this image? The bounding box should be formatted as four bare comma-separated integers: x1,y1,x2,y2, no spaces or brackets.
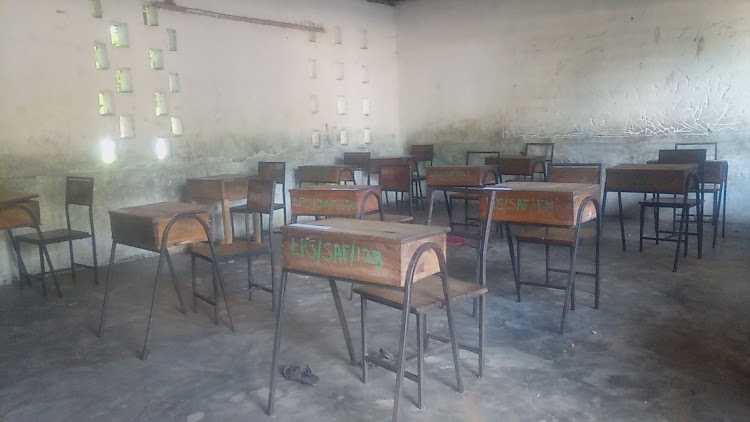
151,2,326,33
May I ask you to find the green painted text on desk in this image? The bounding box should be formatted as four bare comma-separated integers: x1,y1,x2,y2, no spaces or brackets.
292,197,357,212
432,169,471,179
290,237,384,268
492,197,554,214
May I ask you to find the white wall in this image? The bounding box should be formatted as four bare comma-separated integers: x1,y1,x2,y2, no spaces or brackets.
396,0,750,220
0,0,399,283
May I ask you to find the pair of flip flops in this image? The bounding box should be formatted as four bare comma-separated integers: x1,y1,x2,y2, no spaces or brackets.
281,365,319,386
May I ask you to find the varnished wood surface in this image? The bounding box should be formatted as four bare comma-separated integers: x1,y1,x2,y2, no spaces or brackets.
605,164,697,194
0,200,40,230
426,166,497,187
0,191,39,205
185,174,255,202
479,182,600,227
109,202,211,252
485,155,545,175
368,156,413,174
290,185,381,218
281,218,448,287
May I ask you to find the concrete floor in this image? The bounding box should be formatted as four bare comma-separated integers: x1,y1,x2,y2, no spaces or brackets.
1,207,749,422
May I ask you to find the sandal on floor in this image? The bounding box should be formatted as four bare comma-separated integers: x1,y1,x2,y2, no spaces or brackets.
379,348,394,361
281,365,320,386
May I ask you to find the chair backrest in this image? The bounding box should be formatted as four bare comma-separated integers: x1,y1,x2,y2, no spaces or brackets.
548,163,602,184
379,164,411,192
675,142,717,160
343,152,371,169
66,176,94,206
524,142,554,162
466,150,499,166
410,144,434,164
258,162,285,185
245,178,276,217
658,149,706,188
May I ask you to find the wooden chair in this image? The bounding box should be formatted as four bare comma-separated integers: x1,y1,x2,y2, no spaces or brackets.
190,178,276,312
409,145,434,208
344,152,371,184
514,163,602,333
16,176,99,287
675,142,725,245
379,164,413,217
354,242,488,410
524,142,554,179
230,162,286,241
639,149,705,272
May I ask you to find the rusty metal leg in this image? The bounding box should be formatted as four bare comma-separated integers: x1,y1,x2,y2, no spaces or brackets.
617,192,626,251
139,250,167,361
329,279,357,365
391,279,413,422
97,241,117,338
164,249,187,314
361,297,368,383
267,270,288,416
38,246,47,296
191,255,198,312
416,313,424,410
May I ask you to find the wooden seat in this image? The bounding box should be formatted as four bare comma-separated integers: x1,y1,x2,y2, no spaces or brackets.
639,149,705,272
514,163,602,333
15,176,98,294
355,255,487,410
190,178,276,313
230,161,286,240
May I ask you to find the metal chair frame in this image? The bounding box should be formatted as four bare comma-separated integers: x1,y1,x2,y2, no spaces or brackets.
675,142,726,242
230,162,287,241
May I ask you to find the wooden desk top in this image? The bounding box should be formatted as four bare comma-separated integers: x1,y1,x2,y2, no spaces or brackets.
368,156,414,173
290,185,381,217
426,165,497,187
605,164,697,194
0,191,38,205
480,182,600,227
109,202,211,251
281,218,449,287
297,165,355,185
185,174,255,202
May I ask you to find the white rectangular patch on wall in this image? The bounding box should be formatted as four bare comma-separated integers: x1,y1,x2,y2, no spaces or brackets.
150,49,164,70
311,130,321,147
361,65,369,83
360,29,368,49
337,96,346,115
335,62,344,80
116,68,133,92
310,95,319,114
168,73,180,93
90,0,102,18
171,117,184,136
155,92,168,116
98,91,114,115
363,128,371,144
142,5,158,26
339,129,348,145
308,59,317,79
333,26,342,44
362,99,370,116
119,115,135,138
167,29,177,51
93,42,109,70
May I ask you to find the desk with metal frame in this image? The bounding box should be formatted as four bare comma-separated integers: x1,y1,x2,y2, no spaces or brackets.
267,218,458,422
0,191,60,296
485,155,547,181
97,201,231,360
425,165,499,231
289,185,383,222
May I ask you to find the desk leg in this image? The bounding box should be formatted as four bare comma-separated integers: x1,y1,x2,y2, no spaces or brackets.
391,279,413,422
267,270,289,416
140,248,169,360
329,279,357,365
98,241,117,337
253,212,261,243
617,192,626,251
220,199,232,245
7,231,31,289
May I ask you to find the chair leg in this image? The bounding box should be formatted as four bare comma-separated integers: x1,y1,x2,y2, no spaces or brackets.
416,313,424,410
639,205,645,252
38,245,47,296
8,231,31,289
211,263,218,325
140,250,167,360
559,242,580,334
617,192,626,251
673,206,688,272
164,250,187,314
213,257,235,332
360,297,368,383
97,241,117,338
515,240,522,302
68,239,76,281
478,293,485,377
230,212,236,240
191,255,198,312
544,244,550,284
91,236,99,285
569,247,576,311
247,256,254,301
270,252,277,312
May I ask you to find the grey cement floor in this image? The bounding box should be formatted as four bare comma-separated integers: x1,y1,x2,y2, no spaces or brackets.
1,208,749,422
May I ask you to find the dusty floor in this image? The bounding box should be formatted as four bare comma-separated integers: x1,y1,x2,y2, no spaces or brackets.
1,206,749,422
